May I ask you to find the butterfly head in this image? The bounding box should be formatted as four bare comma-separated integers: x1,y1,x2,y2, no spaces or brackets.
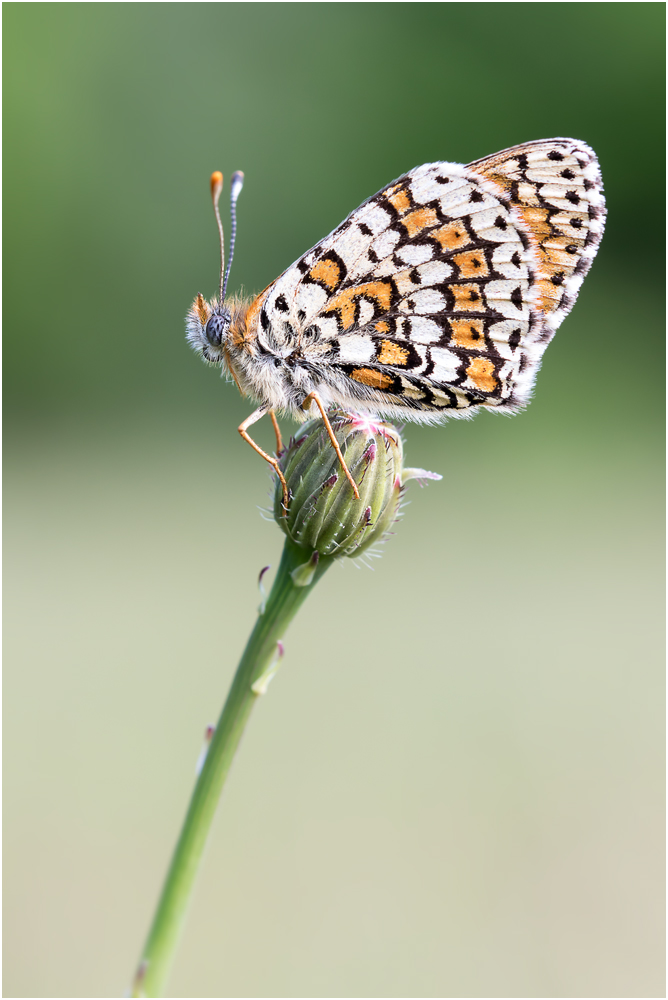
186,294,232,364
186,169,244,366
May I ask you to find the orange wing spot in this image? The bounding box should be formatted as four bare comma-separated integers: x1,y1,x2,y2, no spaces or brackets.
431,220,472,251
516,204,580,314
449,318,485,349
309,258,342,289
535,278,563,314
194,293,211,326
518,205,552,242
542,246,580,270
377,340,409,366
351,367,393,390
472,153,526,196
401,207,439,238
323,281,392,330
475,165,514,193
449,283,485,313
466,357,497,392
540,235,584,270
452,249,490,279
388,188,411,214
375,320,390,333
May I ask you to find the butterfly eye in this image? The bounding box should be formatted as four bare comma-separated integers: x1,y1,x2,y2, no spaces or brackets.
205,311,230,347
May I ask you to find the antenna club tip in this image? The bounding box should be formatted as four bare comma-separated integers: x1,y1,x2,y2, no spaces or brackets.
210,171,224,199
230,171,245,196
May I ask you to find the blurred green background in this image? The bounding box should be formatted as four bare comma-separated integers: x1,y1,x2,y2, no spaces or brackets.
4,4,664,997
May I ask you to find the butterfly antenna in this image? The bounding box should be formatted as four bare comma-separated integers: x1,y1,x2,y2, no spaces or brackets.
210,171,226,305
221,171,244,302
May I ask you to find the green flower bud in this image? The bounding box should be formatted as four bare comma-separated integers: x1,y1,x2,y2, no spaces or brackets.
273,411,441,563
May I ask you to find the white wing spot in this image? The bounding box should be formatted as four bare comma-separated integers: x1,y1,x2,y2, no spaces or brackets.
337,334,374,364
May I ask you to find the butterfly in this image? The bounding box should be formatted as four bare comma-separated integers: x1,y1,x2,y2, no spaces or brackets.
186,139,605,505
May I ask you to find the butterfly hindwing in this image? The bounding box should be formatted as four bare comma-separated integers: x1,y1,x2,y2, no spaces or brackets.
469,138,606,337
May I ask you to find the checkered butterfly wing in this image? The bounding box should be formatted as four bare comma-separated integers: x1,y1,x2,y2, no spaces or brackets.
257,139,604,415
469,138,605,337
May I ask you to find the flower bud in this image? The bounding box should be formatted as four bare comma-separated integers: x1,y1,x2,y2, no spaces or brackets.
273,412,440,560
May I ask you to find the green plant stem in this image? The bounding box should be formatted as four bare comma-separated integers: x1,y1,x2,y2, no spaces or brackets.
131,539,331,998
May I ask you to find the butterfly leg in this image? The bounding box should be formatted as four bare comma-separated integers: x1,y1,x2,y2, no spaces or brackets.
269,409,283,454
301,392,360,500
238,406,289,511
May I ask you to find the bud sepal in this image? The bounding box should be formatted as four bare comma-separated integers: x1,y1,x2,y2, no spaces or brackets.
273,412,441,559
